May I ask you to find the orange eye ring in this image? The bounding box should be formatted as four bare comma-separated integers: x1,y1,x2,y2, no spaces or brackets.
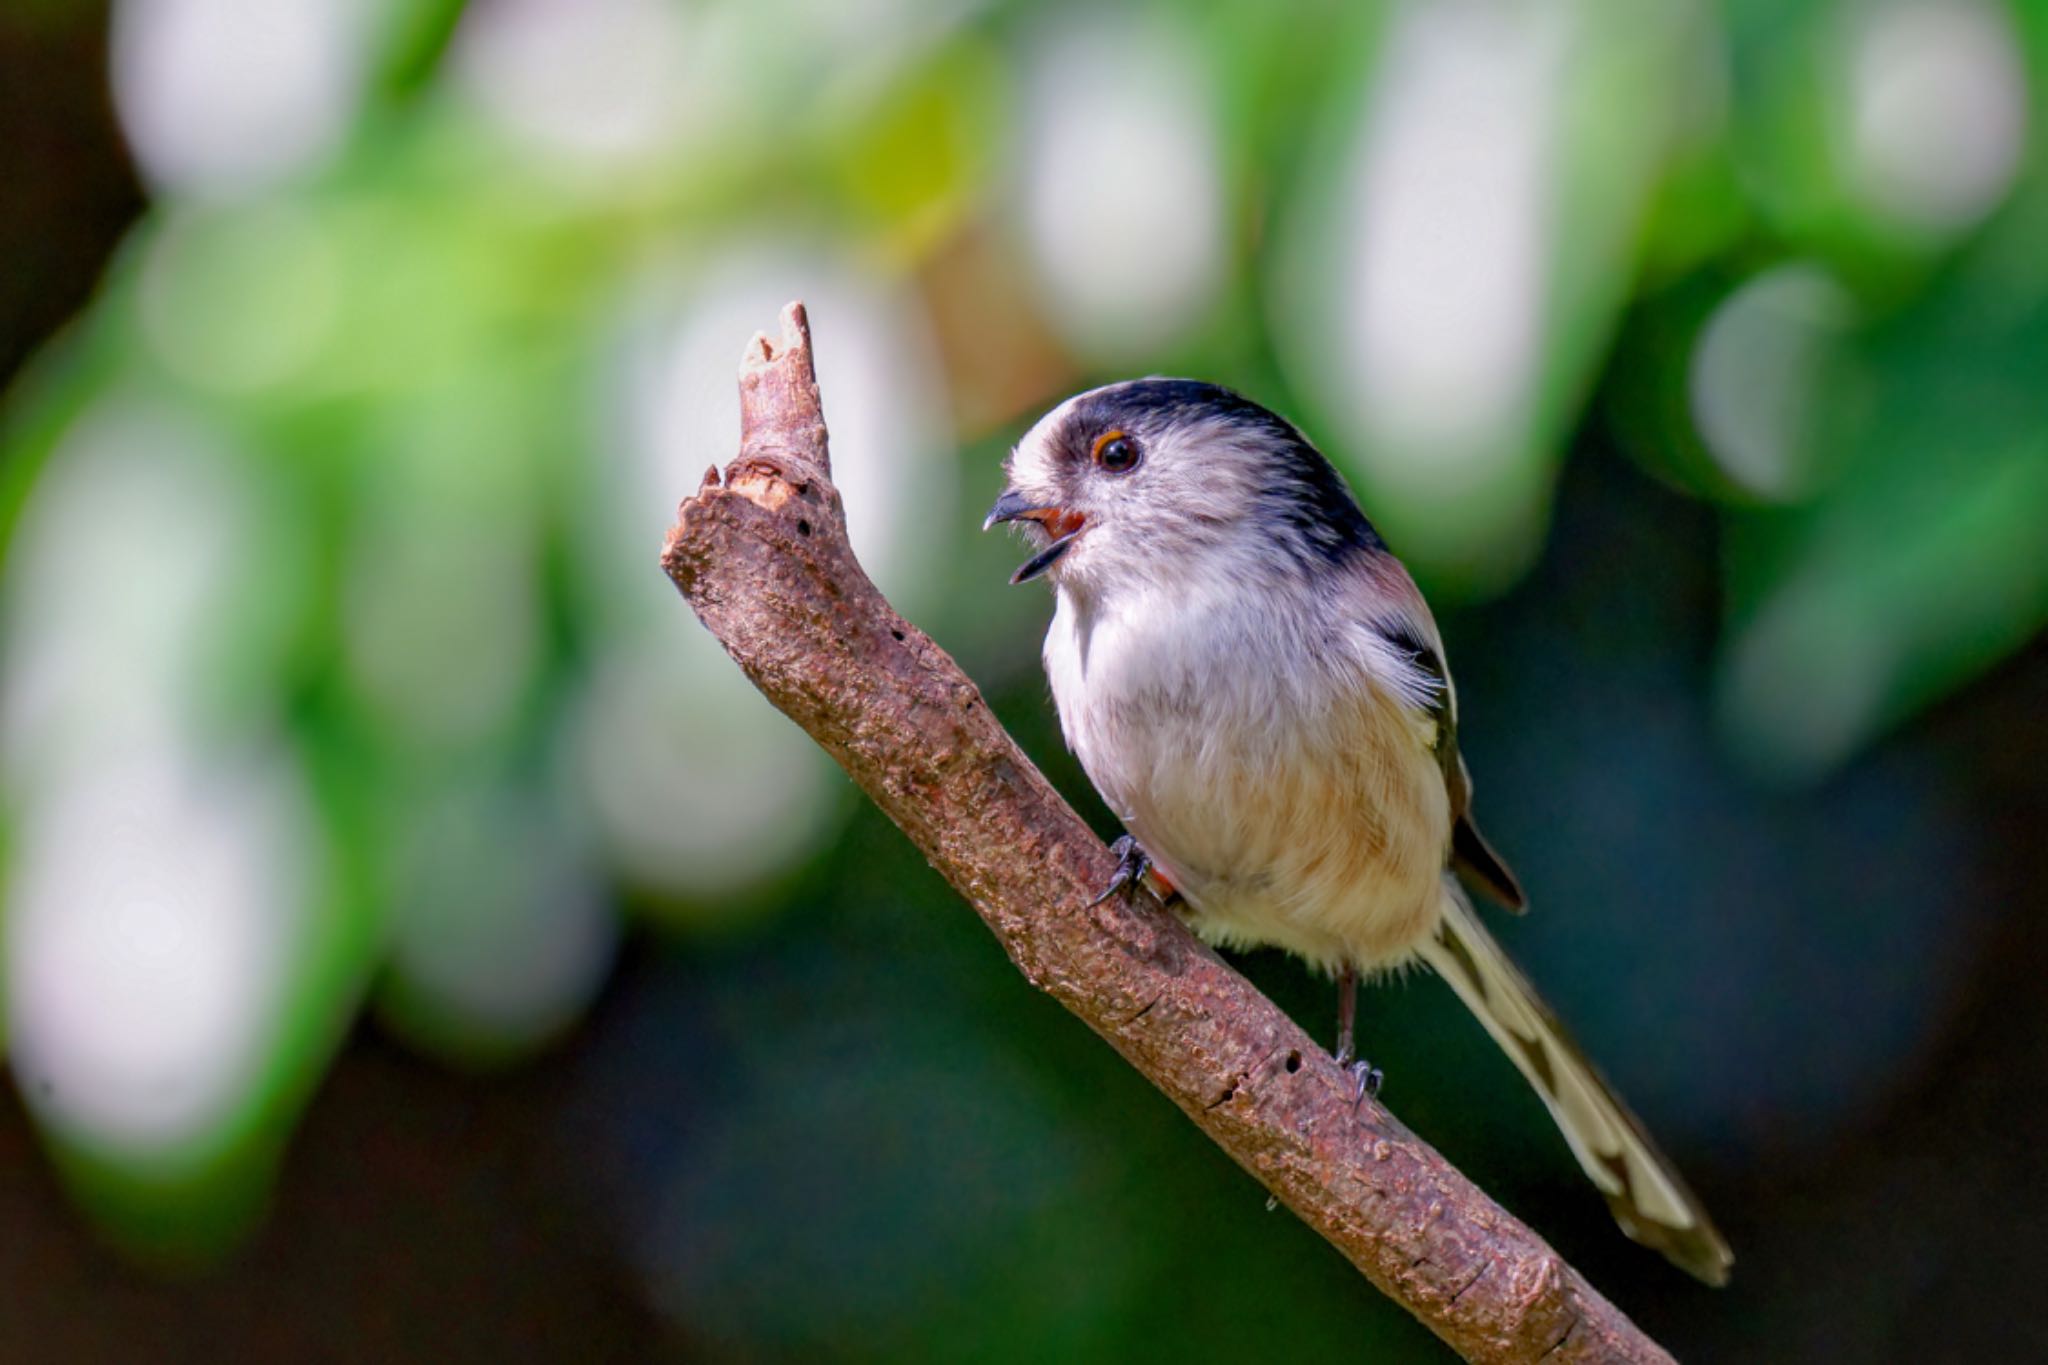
1091,430,1140,473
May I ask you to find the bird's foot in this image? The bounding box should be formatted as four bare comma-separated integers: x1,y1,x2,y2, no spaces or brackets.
1331,965,1380,1103
1331,1039,1384,1104
1089,835,1153,907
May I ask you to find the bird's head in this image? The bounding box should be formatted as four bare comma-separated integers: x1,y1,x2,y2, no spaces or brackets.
985,379,1383,596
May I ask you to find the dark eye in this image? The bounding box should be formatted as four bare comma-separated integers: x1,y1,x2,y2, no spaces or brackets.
1092,430,1140,473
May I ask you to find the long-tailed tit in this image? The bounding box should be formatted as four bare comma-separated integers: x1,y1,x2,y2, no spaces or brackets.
986,379,1732,1285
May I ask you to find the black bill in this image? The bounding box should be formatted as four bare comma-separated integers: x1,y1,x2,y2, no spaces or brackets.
1008,530,1081,584
984,488,1083,585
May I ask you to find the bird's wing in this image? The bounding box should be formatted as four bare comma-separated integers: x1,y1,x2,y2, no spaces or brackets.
1349,549,1526,910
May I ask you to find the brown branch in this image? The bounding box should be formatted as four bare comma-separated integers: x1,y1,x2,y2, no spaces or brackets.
660,303,1678,1365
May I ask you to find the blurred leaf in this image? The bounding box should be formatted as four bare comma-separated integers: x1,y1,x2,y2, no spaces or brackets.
1271,0,1697,598
365,0,468,104
825,38,1004,262
374,763,617,1067
1718,207,2048,779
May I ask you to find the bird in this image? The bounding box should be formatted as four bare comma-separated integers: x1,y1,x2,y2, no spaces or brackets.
984,378,1733,1286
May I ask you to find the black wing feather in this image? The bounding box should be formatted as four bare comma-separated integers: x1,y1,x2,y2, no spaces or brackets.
1374,614,1527,913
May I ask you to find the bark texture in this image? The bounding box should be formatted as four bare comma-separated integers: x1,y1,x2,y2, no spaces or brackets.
660,303,1678,1365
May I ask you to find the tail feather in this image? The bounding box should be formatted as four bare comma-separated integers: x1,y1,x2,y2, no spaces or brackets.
1417,882,1734,1286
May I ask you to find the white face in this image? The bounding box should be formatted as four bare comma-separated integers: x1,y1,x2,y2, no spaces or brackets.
992,382,1276,596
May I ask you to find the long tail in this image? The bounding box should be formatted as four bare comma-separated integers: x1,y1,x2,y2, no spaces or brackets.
1416,881,1734,1286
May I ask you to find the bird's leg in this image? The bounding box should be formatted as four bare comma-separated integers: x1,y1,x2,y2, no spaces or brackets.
1332,965,1384,1102
1090,834,1154,907
1334,965,1356,1064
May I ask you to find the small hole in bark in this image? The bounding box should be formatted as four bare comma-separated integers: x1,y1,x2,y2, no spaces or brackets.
797,519,812,537
1285,1051,1302,1073
891,629,905,641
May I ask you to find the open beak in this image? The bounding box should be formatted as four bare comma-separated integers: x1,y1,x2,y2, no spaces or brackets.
984,488,1085,584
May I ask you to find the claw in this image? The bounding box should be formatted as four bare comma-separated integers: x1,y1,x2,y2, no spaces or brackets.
1333,963,1383,1104
1089,834,1152,907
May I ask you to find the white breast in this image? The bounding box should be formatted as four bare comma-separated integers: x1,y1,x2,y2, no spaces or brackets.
1045,582,1451,974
